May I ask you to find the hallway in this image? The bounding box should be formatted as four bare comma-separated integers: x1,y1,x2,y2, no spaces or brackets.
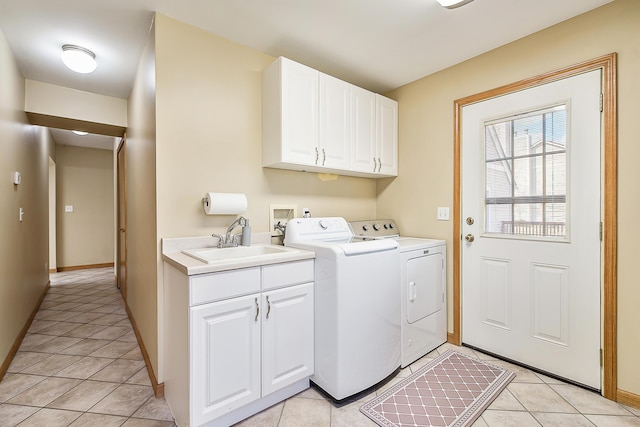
0,268,174,426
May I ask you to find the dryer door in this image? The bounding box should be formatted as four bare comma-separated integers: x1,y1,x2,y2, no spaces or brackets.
406,252,443,323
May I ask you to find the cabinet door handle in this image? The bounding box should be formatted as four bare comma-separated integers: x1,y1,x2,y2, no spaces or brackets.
322,148,326,166
266,296,271,319
377,157,382,172
315,147,319,165
254,297,259,322
373,157,377,172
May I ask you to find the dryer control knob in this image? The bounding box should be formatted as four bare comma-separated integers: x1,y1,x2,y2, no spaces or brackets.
373,223,381,231
319,220,328,230
362,225,369,231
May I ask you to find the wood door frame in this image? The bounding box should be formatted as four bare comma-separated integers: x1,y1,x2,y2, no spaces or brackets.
452,54,617,400
116,136,128,300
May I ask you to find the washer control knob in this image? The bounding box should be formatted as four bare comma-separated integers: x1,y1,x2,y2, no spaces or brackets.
319,220,328,230
373,223,381,231
389,223,395,229
362,225,369,231
384,224,389,229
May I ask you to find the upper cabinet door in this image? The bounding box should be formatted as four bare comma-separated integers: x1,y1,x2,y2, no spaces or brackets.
376,95,399,176
350,86,377,174
281,59,319,165
319,73,351,170
263,57,318,167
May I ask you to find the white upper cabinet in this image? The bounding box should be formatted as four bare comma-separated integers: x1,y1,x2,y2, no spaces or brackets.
263,57,318,167
350,85,377,174
262,57,398,178
318,73,351,170
376,94,399,176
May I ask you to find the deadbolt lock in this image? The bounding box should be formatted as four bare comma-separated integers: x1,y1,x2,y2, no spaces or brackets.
466,217,474,225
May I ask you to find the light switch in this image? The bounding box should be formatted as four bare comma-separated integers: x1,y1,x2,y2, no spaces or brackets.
437,207,450,221
65,205,74,213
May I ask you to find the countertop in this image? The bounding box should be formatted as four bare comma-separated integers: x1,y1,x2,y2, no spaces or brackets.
162,234,315,276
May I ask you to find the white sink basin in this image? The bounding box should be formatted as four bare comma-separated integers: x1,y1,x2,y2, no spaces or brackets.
182,245,293,264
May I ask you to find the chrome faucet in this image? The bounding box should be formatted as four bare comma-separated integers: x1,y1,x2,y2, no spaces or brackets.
211,216,249,248
225,216,247,246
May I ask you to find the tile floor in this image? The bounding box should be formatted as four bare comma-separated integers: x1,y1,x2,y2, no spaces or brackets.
238,346,640,427
0,267,175,426
2,267,639,427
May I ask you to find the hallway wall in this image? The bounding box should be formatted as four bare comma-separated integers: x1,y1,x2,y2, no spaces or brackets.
0,27,53,373
55,144,115,269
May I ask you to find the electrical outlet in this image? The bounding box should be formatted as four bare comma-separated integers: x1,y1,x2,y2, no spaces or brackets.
437,207,450,221
65,205,74,213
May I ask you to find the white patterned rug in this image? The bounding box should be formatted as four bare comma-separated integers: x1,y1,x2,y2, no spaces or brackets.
360,350,515,427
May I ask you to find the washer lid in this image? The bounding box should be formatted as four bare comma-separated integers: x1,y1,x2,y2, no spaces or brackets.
284,217,353,243
285,217,399,256
338,238,398,255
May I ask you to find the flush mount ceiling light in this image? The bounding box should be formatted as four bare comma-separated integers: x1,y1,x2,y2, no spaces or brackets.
436,0,474,9
61,44,97,74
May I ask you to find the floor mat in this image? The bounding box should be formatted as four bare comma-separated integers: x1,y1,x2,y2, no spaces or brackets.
360,349,515,427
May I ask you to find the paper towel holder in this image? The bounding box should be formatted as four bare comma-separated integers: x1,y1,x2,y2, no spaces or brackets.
202,192,248,215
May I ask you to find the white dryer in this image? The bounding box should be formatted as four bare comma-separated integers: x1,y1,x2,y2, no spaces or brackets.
350,220,447,368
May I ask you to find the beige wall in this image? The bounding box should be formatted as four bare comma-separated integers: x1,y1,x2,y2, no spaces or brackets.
55,144,114,268
125,19,159,378
381,0,640,397
0,28,52,370
25,80,127,128
151,13,377,381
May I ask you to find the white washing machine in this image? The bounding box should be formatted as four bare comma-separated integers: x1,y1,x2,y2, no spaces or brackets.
350,220,447,368
284,217,401,401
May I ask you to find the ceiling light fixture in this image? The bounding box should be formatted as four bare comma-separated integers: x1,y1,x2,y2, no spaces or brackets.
436,0,474,9
61,44,97,74
72,130,89,136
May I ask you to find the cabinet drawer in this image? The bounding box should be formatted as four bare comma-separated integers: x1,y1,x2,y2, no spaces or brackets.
262,260,314,291
190,267,261,306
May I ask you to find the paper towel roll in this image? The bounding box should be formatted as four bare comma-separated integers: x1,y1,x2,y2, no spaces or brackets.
203,192,247,215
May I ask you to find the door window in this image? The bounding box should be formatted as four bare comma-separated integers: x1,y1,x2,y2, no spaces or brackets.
484,104,568,240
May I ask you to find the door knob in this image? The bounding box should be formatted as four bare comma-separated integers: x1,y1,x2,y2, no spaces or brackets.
465,234,475,242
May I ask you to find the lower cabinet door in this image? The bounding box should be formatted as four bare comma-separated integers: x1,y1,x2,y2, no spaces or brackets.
190,293,261,426
262,282,314,396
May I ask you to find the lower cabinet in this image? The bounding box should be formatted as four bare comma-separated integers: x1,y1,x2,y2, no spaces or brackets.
190,294,261,425
261,284,314,395
164,259,314,427
190,283,314,426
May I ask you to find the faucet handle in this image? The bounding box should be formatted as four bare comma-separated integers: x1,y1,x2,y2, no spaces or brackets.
211,233,225,247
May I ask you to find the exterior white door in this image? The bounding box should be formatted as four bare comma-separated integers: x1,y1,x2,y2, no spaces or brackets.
461,70,602,389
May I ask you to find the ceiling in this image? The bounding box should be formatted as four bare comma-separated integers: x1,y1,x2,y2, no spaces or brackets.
0,0,613,149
